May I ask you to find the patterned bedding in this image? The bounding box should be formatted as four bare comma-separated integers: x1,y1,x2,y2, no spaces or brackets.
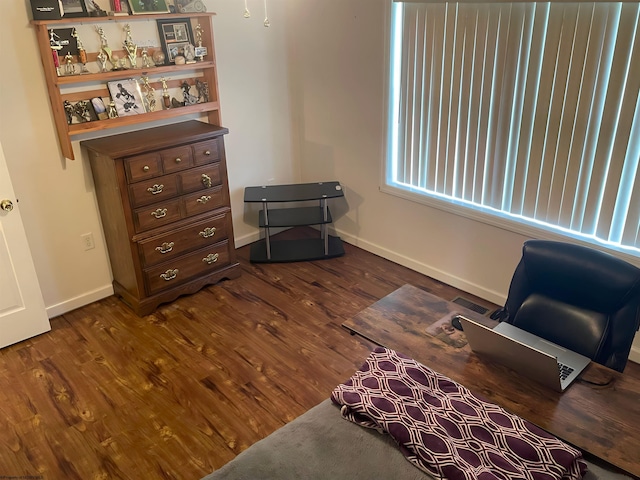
332,347,587,480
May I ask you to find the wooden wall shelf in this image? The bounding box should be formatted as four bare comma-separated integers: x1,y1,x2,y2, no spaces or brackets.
31,13,221,160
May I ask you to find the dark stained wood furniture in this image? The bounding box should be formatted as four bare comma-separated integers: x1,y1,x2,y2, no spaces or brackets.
342,284,640,478
82,120,240,315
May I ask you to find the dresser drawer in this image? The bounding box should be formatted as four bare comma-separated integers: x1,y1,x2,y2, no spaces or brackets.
193,138,220,165
138,213,231,267
129,173,180,208
125,153,162,183
161,145,193,173
144,240,232,295
134,199,182,233
183,185,226,217
179,163,222,194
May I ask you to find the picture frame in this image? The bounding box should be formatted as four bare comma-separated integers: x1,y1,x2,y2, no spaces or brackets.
156,18,195,64
60,0,88,17
128,0,170,15
107,79,146,116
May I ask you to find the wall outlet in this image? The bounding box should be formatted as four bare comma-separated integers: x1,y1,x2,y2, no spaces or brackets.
81,232,95,251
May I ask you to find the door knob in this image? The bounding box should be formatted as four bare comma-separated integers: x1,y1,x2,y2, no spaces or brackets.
0,199,13,212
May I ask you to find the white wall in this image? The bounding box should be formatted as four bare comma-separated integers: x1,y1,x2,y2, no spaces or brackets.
1,0,637,361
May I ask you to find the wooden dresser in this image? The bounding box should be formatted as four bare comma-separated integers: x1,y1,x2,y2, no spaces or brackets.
81,120,240,316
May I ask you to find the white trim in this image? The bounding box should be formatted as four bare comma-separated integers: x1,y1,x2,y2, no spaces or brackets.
46,284,114,319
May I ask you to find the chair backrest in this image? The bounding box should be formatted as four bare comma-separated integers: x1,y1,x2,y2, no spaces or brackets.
502,240,640,372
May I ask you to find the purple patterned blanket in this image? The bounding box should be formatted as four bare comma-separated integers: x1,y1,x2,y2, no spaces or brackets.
331,348,587,480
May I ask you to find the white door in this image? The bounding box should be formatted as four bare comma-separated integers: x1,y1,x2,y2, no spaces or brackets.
0,141,50,348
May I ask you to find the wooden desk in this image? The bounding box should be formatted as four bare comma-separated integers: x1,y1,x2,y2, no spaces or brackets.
342,284,640,477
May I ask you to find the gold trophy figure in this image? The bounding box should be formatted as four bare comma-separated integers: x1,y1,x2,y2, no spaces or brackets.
96,50,108,73
64,52,76,75
160,77,171,110
141,76,157,112
123,24,138,69
141,47,152,69
96,26,114,69
194,24,207,62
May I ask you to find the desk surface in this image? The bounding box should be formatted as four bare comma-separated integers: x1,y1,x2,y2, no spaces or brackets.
342,284,640,477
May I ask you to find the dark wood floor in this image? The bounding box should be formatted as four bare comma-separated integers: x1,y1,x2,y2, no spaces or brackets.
0,238,497,480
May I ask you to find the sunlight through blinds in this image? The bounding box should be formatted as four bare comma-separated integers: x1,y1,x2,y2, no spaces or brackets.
389,2,640,251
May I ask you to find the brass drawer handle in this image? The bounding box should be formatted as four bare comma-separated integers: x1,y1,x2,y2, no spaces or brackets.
202,253,219,265
201,173,212,188
197,195,212,204
147,184,164,195
175,157,182,163
155,242,174,254
199,227,216,238
160,269,179,281
143,165,150,172
151,208,168,218
204,150,211,156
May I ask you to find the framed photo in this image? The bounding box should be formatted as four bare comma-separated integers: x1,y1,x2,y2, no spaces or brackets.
156,18,194,64
61,0,88,17
128,0,170,15
107,79,145,116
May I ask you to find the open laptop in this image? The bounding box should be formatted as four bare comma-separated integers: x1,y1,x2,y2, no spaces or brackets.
458,316,591,392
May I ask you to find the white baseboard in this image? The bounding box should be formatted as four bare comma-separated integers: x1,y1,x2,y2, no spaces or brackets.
46,284,114,319
335,229,507,306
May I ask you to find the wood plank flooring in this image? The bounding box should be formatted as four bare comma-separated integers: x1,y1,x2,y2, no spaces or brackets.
0,238,497,480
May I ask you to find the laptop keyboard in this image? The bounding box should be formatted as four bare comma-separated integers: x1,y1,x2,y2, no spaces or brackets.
558,363,574,381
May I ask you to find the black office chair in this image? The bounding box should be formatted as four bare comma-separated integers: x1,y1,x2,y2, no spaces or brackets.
493,240,640,372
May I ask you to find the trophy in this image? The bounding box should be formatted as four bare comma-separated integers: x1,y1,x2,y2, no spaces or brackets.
96,50,108,73
49,29,62,76
123,24,138,69
194,24,207,62
63,52,76,75
195,79,209,103
141,48,152,69
160,77,171,109
96,27,114,70
181,80,198,106
72,28,89,73
140,76,156,112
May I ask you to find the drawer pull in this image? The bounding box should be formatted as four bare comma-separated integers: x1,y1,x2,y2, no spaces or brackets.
143,165,150,172
202,173,212,188
155,242,175,254
202,253,219,265
197,195,212,204
151,208,168,219
147,184,164,195
204,150,211,156
199,227,217,238
175,157,182,163
160,269,179,281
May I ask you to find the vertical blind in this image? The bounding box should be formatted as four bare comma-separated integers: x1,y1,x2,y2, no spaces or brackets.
388,1,640,251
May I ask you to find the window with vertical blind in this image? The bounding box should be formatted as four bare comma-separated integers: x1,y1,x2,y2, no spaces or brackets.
386,1,640,255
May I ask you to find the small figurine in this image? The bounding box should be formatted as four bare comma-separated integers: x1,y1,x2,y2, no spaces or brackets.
72,29,89,73
50,29,63,76
96,50,108,73
96,26,114,69
63,100,74,124
180,81,198,106
195,79,209,103
64,52,75,75
140,76,156,112
107,101,118,119
141,47,152,69
160,77,171,109
123,24,138,68
73,100,92,122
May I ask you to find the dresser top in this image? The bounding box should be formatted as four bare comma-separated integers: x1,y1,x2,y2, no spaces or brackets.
81,121,228,158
